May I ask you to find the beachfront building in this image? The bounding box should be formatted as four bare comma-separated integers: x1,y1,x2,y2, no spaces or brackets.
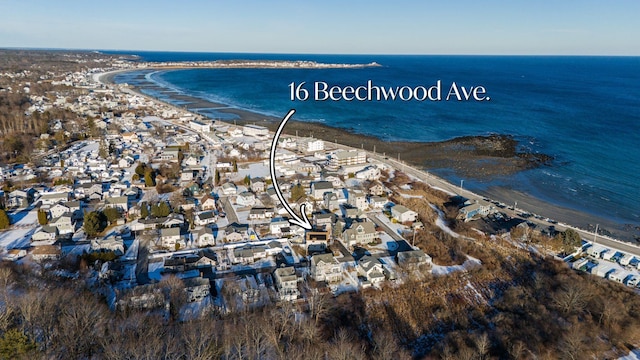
328,150,366,169
297,137,325,153
189,120,211,133
242,124,269,137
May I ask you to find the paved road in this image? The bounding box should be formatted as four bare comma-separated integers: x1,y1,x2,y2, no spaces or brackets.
368,213,405,241
135,234,151,285
365,149,640,257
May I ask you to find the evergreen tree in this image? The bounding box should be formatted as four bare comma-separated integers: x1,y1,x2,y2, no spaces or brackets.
0,329,36,359
37,209,48,225
233,160,238,172
144,170,155,187
135,162,148,177
0,209,10,229
290,183,305,202
140,202,149,218
243,175,251,186
84,211,106,237
98,140,108,159
151,202,171,218
214,169,221,185
103,207,121,224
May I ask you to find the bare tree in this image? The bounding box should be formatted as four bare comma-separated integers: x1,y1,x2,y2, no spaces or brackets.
328,328,366,360
474,332,491,360
552,282,591,316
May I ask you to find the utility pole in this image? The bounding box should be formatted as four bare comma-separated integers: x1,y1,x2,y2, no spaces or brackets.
460,179,464,191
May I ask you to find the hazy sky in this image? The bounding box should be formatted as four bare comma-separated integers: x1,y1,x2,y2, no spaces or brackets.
1,0,639,55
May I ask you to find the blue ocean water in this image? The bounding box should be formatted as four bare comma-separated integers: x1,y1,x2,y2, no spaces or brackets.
109,52,640,227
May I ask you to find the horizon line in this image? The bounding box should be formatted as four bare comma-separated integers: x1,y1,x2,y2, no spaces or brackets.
1,47,640,58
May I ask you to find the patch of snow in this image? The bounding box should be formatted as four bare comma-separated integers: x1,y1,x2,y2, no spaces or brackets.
0,228,36,250
148,260,164,281
430,204,459,238
430,186,457,196
431,256,482,276
398,193,422,198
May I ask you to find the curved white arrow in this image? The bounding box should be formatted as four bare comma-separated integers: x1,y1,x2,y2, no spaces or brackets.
269,109,312,230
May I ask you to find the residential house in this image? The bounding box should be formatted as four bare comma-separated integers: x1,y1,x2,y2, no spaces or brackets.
194,227,216,247
64,200,83,220
90,236,125,256
183,277,211,302
105,196,129,212
38,191,69,206
270,218,290,235
310,253,342,283
236,191,256,207
368,196,387,209
249,207,274,221
397,250,432,268
273,266,300,301
458,200,493,222
160,227,188,249
30,244,61,262
226,223,249,242
311,181,333,199
250,177,266,193
312,212,334,231
199,194,216,211
347,190,367,210
221,183,237,196
297,137,324,153
355,165,381,181
367,181,387,196
306,231,330,253
194,211,217,226
49,203,70,219
49,213,75,235
31,225,59,245
342,221,377,247
7,189,34,208
391,205,419,223
233,245,268,264
358,255,386,286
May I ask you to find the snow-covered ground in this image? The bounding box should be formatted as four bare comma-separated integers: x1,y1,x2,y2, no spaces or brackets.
235,162,270,181
374,213,408,237
432,256,482,276
1,209,40,250
148,260,164,281
430,204,460,238
369,233,399,252
124,238,139,261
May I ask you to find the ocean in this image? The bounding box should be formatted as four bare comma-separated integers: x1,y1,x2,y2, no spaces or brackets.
108,51,640,229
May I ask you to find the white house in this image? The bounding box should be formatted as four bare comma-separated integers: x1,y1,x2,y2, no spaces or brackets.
236,191,256,207
160,227,188,249
342,221,377,247
358,255,386,286
273,266,300,301
391,205,418,223
199,195,216,211
194,211,217,226
194,227,216,247
310,253,342,283
297,137,324,153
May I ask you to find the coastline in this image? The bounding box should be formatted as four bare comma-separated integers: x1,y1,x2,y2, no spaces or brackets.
101,68,639,243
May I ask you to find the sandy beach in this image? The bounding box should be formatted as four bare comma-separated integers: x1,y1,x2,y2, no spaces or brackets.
101,69,640,243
